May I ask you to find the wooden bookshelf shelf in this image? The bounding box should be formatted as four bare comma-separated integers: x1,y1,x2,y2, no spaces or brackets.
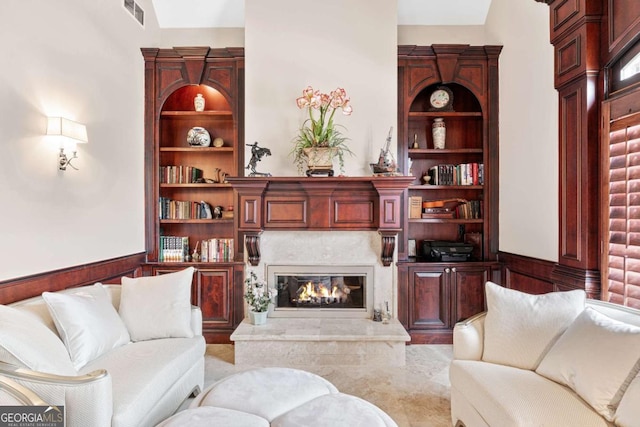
159,147,234,152
408,184,483,190
408,218,484,224
159,219,234,224
407,111,483,118
160,183,231,188
161,110,233,117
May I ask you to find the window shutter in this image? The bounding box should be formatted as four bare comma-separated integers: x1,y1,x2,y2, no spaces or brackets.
606,122,640,308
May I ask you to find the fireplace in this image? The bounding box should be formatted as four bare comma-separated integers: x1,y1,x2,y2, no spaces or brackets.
267,265,374,318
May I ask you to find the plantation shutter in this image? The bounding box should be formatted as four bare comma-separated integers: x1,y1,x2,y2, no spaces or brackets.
605,119,640,309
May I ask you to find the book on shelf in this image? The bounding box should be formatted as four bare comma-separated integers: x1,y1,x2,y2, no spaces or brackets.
200,238,234,262
159,235,189,262
421,209,455,219
455,200,483,219
160,165,204,184
159,198,216,220
159,236,235,262
409,196,422,219
428,163,484,186
421,198,467,219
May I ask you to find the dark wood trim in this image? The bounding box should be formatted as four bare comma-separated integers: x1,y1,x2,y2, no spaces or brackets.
228,176,414,266
0,253,146,304
408,330,453,345
536,0,603,296
498,252,555,294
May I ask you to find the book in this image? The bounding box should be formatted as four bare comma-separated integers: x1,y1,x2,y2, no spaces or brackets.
421,208,455,219
159,235,189,262
409,196,422,219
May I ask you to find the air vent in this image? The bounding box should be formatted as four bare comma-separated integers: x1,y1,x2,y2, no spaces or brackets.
124,0,144,26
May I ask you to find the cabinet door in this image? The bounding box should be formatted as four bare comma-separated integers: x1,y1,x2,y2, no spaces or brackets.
452,265,490,324
154,266,234,329
409,267,450,330
194,268,233,328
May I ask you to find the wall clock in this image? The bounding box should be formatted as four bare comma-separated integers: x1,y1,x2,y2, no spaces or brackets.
428,86,454,111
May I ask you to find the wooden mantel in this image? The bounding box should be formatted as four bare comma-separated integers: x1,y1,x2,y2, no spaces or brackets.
227,176,415,266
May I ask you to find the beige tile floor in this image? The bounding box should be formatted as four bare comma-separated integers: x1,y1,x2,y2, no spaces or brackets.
200,344,453,427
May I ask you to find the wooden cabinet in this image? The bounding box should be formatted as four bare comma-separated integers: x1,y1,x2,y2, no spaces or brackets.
399,262,496,343
142,47,245,343
397,45,501,343
151,265,244,343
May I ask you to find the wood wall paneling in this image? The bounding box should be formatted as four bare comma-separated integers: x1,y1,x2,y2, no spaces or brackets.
538,0,603,297
499,252,556,294
0,253,146,304
607,0,640,60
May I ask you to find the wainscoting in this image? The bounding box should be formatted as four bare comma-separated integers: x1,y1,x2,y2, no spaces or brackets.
498,252,556,294
0,253,145,304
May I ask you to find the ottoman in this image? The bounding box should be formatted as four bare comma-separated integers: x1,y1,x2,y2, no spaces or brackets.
157,367,397,427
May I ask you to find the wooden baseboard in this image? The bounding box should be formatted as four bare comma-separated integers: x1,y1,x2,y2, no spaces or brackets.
408,330,453,345
0,253,146,304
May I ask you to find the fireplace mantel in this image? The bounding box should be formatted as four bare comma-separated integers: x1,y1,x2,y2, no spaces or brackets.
227,176,414,266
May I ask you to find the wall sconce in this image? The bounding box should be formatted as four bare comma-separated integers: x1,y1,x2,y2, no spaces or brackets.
46,117,88,171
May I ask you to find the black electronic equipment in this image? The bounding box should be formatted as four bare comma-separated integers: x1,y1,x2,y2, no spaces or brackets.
422,240,474,262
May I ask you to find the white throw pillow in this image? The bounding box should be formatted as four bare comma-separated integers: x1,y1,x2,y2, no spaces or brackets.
43,283,131,370
536,307,640,421
0,304,77,375
482,281,585,370
119,267,195,341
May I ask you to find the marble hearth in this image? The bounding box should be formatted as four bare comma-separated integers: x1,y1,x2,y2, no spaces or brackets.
231,318,410,367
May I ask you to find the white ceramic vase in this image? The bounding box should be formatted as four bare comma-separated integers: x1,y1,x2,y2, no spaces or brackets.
432,118,446,149
249,310,267,325
194,93,205,112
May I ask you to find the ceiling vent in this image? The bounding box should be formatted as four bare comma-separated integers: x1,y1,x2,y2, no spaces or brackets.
124,0,144,26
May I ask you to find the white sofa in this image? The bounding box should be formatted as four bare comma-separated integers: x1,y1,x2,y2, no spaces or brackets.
0,267,206,427
450,282,640,427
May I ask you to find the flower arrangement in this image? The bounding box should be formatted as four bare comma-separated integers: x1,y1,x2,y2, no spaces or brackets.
243,271,276,313
291,86,354,174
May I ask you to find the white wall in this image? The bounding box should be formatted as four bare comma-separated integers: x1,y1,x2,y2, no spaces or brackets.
0,0,559,281
0,0,160,280
159,28,244,47
486,0,558,261
398,0,559,261
244,0,398,177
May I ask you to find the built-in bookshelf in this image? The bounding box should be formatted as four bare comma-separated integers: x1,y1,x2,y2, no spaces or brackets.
142,47,245,343
404,83,487,252
155,85,238,263
397,45,502,344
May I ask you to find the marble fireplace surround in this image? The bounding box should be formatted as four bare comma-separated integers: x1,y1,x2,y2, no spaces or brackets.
227,176,415,319
230,230,410,366
227,175,414,366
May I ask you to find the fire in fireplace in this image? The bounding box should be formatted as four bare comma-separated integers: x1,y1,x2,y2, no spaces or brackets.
280,275,363,308
267,265,374,318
